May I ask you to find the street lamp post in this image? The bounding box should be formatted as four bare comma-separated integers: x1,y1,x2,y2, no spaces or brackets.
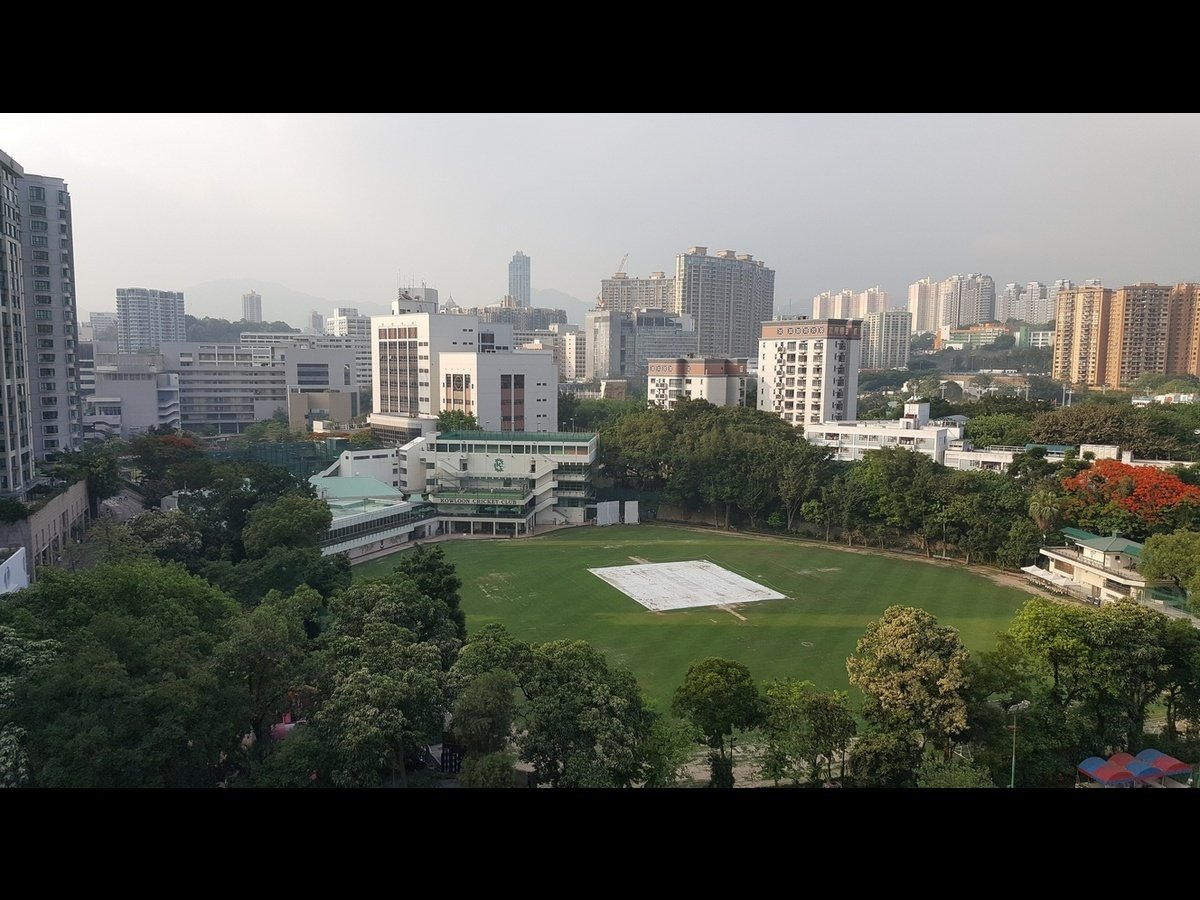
1008,700,1031,788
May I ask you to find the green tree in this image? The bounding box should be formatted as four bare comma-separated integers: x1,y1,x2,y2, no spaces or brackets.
459,751,517,788
1027,489,1061,540
390,544,467,642
519,640,656,788
672,657,762,787
451,670,517,756
242,495,333,559
437,410,481,432
759,678,816,785
1141,529,1200,613
0,626,60,787
847,606,970,757
847,728,921,788
0,561,245,787
49,442,125,519
803,689,858,783
965,413,1032,449
915,753,996,788
125,510,204,568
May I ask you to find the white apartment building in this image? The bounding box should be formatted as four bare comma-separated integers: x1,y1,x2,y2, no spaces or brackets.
937,274,996,328
908,277,939,334
115,288,186,353
803,401,964,464
551,323,587,382
757,318,862,427
812,286,889,319
159,340,356,433
0,150,35,495
647,357,746,410
242,290,262,323
862,310,911,369
324,307,373,389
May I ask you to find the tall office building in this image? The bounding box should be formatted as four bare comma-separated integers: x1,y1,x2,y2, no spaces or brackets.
508,251,531,308
599,271,674,313
308,310,325,334
1052,284,1113,386
862,310,912,369
19,174,82,457
115,288,186,352
908,277,938,334
0,150,34,494
757,318,862,427
242,290,262,323
674,247,775,359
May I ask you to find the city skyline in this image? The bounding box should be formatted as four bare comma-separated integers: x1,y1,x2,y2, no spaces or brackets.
3,113,1199,324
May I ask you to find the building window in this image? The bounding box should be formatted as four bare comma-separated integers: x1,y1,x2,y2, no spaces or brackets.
28,186,45,202
30,221,48,232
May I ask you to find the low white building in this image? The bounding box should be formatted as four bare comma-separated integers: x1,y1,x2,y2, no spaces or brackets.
315,429,598,538
82,352,181,440
803,401,963,464
1032,528,1176,606
646,357,746,410
309,475,438,560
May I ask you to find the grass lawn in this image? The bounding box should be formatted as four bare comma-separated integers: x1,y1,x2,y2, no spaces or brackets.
353,523,1034,710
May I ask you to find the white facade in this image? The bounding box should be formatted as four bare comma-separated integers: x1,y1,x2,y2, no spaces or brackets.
757,318,862,427
439,350,558,432
318,308,373,388
908,277,939,334
159,340,356,434
862,310,912,369
647,358,746,410
937,274,996,328
813,286,889,320
551,323,587,382
115,288,186,353
803,401,964,464
242,290,262,323
83,353,180,440
395,430,597,531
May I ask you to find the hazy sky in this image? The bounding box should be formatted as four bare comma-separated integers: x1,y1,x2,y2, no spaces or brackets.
3,113,1199,323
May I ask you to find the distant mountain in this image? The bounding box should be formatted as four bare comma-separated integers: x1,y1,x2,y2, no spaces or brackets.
532,288,593,327
182,279,396,327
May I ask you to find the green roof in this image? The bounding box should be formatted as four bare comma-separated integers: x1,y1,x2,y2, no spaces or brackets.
1076,536,1144,557
1061,527,1098,541
438,431,595,443
310,475,403,500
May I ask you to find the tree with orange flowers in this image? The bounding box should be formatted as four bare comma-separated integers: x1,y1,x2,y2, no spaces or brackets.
1060,459,1200,538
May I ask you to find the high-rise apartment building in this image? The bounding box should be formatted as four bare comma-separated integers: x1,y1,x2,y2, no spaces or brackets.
90,311,118,339
115,288,186,353
0,150,34,494
674,247,775,359
908,277,938,334
508,251,531,308
862,309,912,369
1052,282,1200,388
599,271,675,314
938,274,995,328
19,173,82,457
242,290,262,323
1052,284,1113,386
1107,283,1200,388
813,286,889,320
757,318,862,427
584,308,696,382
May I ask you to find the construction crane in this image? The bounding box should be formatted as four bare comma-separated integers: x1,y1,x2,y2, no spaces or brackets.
615,253,629,275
